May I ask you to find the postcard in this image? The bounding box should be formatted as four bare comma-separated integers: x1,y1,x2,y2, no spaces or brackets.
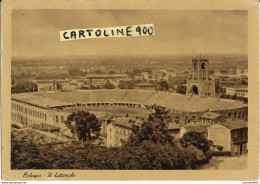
1,0,259,181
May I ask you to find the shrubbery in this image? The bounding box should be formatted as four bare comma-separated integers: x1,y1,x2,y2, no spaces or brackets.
11,106,213,170
11,129,208,169
11,81,38,94
212,151,231,156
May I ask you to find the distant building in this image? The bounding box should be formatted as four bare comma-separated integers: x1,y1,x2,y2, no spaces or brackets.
225,85,248,97
186,58,216,97
236,89,248,98
134,74,144,81
151,72,164,82
228,66,248,76
200,112,227,125
69,80,78,90
135,83,155,90
140,72,150,81
208,120,248,155
134,72,150,82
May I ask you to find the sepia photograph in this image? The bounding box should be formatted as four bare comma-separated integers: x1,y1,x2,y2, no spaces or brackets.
10,9,249,171
1,0,259,181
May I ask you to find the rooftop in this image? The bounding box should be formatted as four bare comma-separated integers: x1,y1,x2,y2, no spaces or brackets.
217,119,248,130
200,112,223,120
11,90,247,112
168,123,181,130
112,117,143,129
183,125,210,133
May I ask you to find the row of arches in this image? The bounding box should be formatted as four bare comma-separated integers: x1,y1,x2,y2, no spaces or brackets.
173,109,248,125
174,115,197,124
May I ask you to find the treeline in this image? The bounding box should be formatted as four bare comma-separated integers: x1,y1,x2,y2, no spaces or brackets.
11,81,38,94
11,130,210,170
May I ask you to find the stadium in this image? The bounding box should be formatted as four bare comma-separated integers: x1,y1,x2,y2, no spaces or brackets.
11,89,248,131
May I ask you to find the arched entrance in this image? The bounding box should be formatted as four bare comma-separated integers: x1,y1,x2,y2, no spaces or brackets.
191,85,198,95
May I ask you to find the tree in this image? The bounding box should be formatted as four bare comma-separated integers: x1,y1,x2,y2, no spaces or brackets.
118,80,134,89
104,80,115,89
241,79,248,85
217,145,223,152
176,85,187,94
179,131,212,154
11,81,38,94
127,105,174,146
109,71,116,74
158,81,169,91
65,111,101,142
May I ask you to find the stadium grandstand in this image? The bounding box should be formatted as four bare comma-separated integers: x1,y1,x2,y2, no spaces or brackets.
11,89,248,128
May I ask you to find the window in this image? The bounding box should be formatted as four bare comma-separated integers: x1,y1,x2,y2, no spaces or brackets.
228,112,232,118
233,112,237,120
194,63,197,69
191,116,196,123
185,116,190,124
61,116,65,123
56,116,59,123
174,116,180,124
201,63,206,69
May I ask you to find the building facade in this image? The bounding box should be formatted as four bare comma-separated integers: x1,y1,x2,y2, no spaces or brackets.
186,58,216,97
208,120,248,155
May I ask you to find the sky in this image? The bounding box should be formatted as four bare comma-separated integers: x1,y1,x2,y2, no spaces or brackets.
12,10,248,59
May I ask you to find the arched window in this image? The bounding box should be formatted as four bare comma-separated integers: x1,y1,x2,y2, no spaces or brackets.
56,116,59,123
174,116,180,124
228,112,232,118
233,112,237,120
238,112,241,119
185,116,190,124
191,116,196,123
61,116,65,123
201,63,206,69
194,63,197,69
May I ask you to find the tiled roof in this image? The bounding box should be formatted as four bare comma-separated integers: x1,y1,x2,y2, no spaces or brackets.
200,112,223,120
168,123,181,130
112,117,143,129
11,90,247,112
183,125,210,133
217,119,248,130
